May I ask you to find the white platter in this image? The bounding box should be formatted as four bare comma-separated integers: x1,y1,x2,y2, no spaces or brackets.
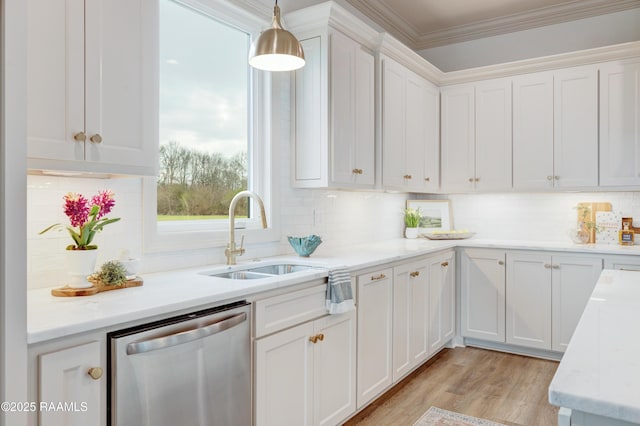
422,232,475,240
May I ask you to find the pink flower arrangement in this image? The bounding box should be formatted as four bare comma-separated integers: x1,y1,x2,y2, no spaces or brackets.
40,190,121,250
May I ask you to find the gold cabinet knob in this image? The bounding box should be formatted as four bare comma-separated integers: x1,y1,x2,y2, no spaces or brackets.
89,134,103,144
73,132,86,142
468,178,474,182
309,335,318,344
370,273,386,281
498,260,505,265
409,271,420,277
352,168,363,175
474,178,480,182
547,176,553,181
87,367,103,380
424,177,430,182
441,261,449,267
317,333,324,342
554,176,559,180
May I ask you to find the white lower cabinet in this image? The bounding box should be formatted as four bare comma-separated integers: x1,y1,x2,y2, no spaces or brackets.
255,310,356,426
428,251,455,353
38,340,104,426
392,261,429,382
505,252,602,352
356,268,393,409
460,248,506,342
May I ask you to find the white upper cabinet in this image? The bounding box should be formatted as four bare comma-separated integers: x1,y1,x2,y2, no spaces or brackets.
381,56,440,192
475,78,513,191
441,79,511,192
600,60,640,187
513,72,555,190
554,66,599,188
513,66,598,190
27,0,157,176
441,84,475,192
291,9,377,189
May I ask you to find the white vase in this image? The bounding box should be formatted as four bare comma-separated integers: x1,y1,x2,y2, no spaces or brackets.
65,249,98,288
405,227,419,239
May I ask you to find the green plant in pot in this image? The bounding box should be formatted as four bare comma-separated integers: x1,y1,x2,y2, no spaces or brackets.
404,207,421,239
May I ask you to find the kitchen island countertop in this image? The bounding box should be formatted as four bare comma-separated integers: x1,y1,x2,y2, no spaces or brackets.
549,268,640,424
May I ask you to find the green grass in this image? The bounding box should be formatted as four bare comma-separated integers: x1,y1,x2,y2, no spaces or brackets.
158,214,247,221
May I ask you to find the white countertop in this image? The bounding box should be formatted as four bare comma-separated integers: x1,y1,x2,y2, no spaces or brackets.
28,238,640,345
549,269,640,423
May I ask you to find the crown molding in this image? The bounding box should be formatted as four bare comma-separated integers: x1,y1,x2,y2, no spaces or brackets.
440,40,640,85
347,0,640,50
378,33,444,83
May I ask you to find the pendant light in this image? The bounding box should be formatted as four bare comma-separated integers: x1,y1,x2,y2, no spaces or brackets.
248,0,305,72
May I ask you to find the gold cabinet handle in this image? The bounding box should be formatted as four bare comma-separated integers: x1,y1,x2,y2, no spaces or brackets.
474,178,480,182
468,178,474,182
498,260,505,265
73,132,86,142
403,174,412,180
441,261,449,267
89,134,103,144
544,264,551,269
317,333,324,342
547,176,553,181
554,176,559,180
87,367,103,380
352,169,363,175
424,177,430,182
409,271,420,277
370,273,386,281
309,335,318,344
552,264,560,269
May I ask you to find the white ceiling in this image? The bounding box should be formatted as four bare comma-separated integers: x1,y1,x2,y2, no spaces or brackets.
266,0,640,49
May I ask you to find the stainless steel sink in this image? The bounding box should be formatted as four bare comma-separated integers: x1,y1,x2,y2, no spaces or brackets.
203,263,319,280
246,264,314,275
211,271,273,280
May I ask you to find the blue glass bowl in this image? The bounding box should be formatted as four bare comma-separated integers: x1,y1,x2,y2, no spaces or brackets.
287,235,322,257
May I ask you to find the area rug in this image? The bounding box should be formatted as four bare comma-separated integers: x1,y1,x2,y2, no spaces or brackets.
413,406,507,426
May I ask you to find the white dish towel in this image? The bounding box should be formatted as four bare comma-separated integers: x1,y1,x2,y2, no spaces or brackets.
326,267,355,314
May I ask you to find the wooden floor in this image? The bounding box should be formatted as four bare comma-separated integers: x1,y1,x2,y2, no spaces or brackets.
344,347,560,426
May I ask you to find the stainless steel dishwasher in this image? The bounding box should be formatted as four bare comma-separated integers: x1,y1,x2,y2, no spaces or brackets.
108,301,251,426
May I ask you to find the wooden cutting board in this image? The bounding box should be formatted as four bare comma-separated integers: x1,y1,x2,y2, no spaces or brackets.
51,277,143,297
577,202,612,243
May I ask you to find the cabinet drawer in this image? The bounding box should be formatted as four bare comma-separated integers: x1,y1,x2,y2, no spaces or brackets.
255,284,328,338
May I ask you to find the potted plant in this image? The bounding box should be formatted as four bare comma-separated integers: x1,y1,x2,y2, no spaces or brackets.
39,190,120,288
404,207,421,239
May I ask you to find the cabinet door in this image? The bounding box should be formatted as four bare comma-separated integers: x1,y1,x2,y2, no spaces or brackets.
506,253,552,350
441,85,475,192
475,78,512,191
255,321,314,426
27,0,85,162
39,341,104,426
554,66,598,188
392,261,428,382
356,268,393,408
314,311,357,426
423,82,440,192
551,256,602,352
600,61,640,186
294,36,325,185
428,251,455,353
405,72,429,192
513,72,554,189
84,0,157,171
330,31,356,186
460,249,506,342
352,47,375,186
381,58,406,189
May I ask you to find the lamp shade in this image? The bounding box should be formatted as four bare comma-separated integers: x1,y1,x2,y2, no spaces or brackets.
249,4,305,72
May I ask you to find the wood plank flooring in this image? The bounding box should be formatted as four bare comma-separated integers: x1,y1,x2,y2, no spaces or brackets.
344,347,560,426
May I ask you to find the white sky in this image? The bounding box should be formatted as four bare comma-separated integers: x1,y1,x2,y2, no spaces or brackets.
159,0,249,157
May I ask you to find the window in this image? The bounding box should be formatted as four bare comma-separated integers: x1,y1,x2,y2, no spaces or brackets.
144,0,276,252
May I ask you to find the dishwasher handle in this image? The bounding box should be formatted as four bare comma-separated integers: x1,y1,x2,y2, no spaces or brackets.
126,311,247,355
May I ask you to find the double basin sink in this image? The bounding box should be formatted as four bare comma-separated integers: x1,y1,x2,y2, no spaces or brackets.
202,262,320,280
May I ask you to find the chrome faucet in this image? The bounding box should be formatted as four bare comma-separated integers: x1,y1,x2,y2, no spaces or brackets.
225,191,268,265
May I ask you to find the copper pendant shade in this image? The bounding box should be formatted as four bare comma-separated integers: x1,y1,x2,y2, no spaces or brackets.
248,2,305,72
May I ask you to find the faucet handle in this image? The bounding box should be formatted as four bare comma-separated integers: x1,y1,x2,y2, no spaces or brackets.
239,235,245,250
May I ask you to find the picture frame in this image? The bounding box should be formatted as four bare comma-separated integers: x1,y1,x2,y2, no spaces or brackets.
406,200,452,234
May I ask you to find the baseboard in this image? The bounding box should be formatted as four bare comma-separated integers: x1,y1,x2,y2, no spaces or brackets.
463,337,563,361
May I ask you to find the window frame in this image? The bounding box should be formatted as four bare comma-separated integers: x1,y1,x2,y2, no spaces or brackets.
143,0,279,254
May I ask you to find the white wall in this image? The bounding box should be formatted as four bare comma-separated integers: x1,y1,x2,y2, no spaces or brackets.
419,8,640,72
